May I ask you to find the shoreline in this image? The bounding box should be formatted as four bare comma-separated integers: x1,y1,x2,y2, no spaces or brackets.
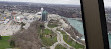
62,17,86,45
62,17,83,37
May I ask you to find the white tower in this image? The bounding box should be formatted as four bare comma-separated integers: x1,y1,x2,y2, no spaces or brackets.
41,7,44,12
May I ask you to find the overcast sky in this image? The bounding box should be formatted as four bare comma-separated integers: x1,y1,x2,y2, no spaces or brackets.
0,0,111,7
0,0,80,5
104,0,111,7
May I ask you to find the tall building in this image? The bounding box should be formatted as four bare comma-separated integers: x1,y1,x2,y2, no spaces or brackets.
42,10,48,21
41,8,44,12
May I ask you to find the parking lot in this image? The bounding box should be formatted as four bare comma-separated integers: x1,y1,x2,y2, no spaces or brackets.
0,21,21,36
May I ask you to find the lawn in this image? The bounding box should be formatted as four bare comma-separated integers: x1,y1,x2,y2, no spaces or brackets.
55,44,66,49
48,23,58,28
40,29,57,46
48,20,59,28
43,29,52,34
40,36,57,46
59,30,85,49
0,36,11,49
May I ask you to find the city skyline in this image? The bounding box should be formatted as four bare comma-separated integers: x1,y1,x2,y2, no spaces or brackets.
0,0,111,7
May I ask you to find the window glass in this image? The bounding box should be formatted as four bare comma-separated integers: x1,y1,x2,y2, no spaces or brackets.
103,0,111,48
0,0,86,49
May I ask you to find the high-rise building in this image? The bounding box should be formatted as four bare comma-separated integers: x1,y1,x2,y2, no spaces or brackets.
41,8,44,12
42,10,48,21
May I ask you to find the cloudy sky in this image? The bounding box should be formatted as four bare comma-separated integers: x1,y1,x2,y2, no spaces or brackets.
0,0,111,7
104,0,111,7
0,0,80,5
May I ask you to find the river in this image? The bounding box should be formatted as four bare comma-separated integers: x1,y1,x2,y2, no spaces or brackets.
66,18,111,48
108,34,111,48
65,18,85,40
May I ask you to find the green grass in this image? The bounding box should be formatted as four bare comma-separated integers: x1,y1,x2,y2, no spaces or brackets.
55,44,66,49
59,30,85,49
59,30,66,35
40,29,57,46
0,36,11,49
48,23,58,28
43,29,52,34
40,36,57,46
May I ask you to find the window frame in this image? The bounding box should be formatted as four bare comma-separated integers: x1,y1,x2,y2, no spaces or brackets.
98,0,109,49
80,0,109,49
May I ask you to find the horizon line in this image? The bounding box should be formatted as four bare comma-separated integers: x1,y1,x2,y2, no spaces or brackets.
0,1,80,5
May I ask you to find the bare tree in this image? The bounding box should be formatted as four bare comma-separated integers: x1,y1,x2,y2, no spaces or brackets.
10,21,44,49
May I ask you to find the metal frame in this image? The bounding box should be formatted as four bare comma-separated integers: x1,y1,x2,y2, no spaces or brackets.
80,0,109,49
98,0,109,49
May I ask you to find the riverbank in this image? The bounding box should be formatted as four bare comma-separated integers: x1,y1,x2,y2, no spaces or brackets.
63,18,83,37
62,17,85,45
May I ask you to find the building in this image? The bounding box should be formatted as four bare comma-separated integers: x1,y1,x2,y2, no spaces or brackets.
42,10,48,21
41,8,44,12
3,19,9,24
35,12,42,20
15,15,24,22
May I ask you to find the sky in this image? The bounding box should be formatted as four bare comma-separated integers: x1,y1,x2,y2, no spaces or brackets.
0,0,80,5
0,0,111,7
104,0,111,7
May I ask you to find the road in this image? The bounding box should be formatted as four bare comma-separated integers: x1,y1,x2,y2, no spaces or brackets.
62,29,85,46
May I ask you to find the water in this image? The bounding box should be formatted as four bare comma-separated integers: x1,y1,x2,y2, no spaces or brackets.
108,34,111,48
66,17,111,48
65,18,85,39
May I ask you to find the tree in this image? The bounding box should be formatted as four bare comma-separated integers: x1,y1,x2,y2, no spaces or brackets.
10,21,42,49
21,22,25,29
10,40,15,47
40,24,44,29
0,35,2,40
21,22,25,27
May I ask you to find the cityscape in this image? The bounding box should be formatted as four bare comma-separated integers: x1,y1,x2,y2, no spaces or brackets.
104,0,111,49
0,1,86,49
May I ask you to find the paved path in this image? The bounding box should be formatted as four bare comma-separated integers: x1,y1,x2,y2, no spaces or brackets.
44,20,72,49
50,42,59,49
44,17,85,49
62,29,85,46
52,28,71,49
